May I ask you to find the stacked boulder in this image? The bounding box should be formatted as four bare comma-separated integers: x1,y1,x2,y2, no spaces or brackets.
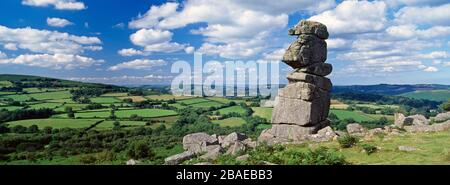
259,20,332,144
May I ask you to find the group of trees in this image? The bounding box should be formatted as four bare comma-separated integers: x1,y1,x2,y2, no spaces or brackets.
0,108,54,124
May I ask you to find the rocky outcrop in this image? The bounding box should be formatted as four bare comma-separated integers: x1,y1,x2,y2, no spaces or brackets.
404,121,450,133
166,132,251,165
394,113,429,128
346,123,365,135
183,132,218,154
260,20,332,145
433,112,450,123
164,151,196,165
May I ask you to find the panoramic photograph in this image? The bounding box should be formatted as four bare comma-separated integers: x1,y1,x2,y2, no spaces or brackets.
0,0,450,172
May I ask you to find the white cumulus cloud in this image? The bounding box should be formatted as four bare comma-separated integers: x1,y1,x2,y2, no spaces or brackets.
309,1,387,35
0,53,103,69
108,59,166,71
0,25,101,55
22,0,86,10
47,17,74,27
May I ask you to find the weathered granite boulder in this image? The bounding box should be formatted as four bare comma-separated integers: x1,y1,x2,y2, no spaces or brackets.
242,138,257,148
307,126,337,142
296,62,333,76
258,120,330,145
225,141,246,156
346,123,365,135
433,112,450,123
287,72,332,91
221,132,247,148
288,20,329,39
272,87,330,126
236,154,250,161
126,159,141,165
283,35,327,68
394,113,406,128
164,151,195,165
404,121,450,133
407,114,429,125
200,145,224,160
183,132,218,154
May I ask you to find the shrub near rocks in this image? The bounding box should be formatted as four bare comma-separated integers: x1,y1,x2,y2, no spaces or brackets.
338,135,359,148
244,144,347,165
361,144,377,155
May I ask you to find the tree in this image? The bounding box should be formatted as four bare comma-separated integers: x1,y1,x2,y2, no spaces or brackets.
65,107,75,118
126,141,154,159
109,109,117,120
27,125,39,133
113,121,121,130
443,100,450,111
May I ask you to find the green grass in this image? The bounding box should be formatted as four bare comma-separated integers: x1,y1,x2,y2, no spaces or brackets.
101,93,128,97
0,81,13,87
29,103,62,109
28,91,72,100
0,92,16,95
190,101,223,108
178,98,210,105
217,105,247,114
355,103,399,109
146,94,192,101
302,131,450,164
47,98,76,103
213,117,247,127
5,119,102,129
0,106,23,111
2,94,31,101
90,97,121,104
400,90,450,102
330,109,376,122
53,108,178,118
256,124,272,130
251,107,273,121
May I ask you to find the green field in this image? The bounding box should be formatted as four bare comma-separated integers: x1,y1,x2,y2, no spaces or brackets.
190,101,223,108
213,117,247,127
101,93,128,97
146,94,193,101
252,107,273,121
178,98,211,105
0,106,23,111
400,90,450,102
6,119,101,129
0,81,13,87
218,105,247,114
91,97,121,104
29,103,62,109
2,94,32,101
53,108,178,118
330,109,376,122
28,91,72,100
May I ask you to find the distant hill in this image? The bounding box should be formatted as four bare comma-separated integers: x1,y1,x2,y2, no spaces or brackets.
0,74,124,89
332,84,450,95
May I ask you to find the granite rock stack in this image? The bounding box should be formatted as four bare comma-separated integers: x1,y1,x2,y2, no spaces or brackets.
259,20,332,144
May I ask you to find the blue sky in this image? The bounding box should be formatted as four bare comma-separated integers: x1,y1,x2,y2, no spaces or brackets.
0,0,449,85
